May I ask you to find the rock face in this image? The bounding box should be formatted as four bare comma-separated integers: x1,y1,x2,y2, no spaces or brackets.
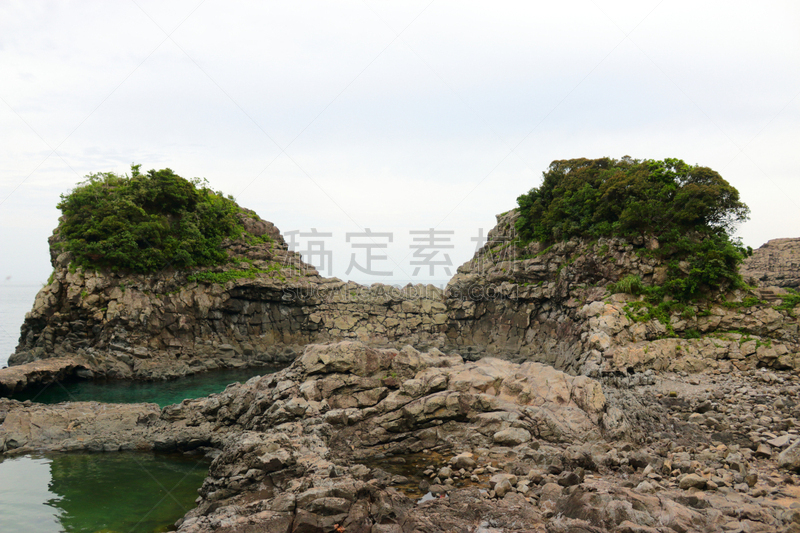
5,341,800,533
5,209,800,388
741,238,800,289
8,212,449,381
443,211,800,376
0,398,162,453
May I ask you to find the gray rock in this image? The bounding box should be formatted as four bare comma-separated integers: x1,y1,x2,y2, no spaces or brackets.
768,434,792,448
493,428,532,446
489,473,517,489
494,478,513,498
779,439,800,472
755,443,773,458
449,452,476,470
557,471,582,487
437,466,453,479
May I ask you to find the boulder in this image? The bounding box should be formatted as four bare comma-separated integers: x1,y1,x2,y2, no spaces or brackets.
493,428,531,446
779,439,800,472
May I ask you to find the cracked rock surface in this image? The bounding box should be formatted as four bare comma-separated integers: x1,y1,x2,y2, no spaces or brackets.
4,341,800,532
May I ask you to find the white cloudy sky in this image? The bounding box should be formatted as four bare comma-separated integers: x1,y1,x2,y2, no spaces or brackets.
1,0,798,287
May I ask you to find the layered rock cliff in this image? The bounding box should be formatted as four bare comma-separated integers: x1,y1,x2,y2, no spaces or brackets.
7,211,448,386
444,211,800,376
5,208,800,394
741,238,800,289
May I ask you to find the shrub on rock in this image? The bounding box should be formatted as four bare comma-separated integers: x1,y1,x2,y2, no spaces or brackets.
57,165,252,273
516,157,751,301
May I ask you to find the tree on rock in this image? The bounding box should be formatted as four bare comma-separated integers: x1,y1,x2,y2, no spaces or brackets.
515,157,751,300
57,166,247,273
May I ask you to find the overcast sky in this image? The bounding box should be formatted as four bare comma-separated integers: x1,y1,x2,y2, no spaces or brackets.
1,0,798,287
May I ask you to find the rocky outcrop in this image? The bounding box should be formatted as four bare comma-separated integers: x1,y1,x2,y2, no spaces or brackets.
0,341,612,455
0,341,612,530
741,238,800,289
443,211,800,376
6,208,800,390
6,341,800,532
582,295,800,375
119,344,800,533
0,357,88,396
0,398,163,454
7,212,449,382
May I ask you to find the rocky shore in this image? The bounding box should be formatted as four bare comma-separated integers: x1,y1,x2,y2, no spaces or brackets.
0,357,85,396
2,341,800,532
2,206,799,532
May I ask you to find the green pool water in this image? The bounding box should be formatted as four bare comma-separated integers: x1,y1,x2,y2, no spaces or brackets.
0,452,210,533
11,365,281,408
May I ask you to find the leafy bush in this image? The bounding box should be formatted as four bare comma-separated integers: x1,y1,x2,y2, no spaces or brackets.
516,157,749,242
516,157,751,301
57,166,247,273
684,329,701,339
655,229,750,301
607,274,644,295
775,288,800,316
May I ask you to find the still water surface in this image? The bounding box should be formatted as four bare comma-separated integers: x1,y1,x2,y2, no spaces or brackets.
11,365,280,408
0,452,209,533
0,287,286,530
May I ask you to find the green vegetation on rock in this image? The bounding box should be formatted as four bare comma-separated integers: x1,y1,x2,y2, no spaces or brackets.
775,288,800,316
57,166,247,273
187,263,294,284
516,157,751,301
516,157,749,242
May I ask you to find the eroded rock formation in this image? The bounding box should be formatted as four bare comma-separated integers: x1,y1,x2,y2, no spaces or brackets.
5,210,800,389
444,211,800,376
3,341,800,532
8,212,449,381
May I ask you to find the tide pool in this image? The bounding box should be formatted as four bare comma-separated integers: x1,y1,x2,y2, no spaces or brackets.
0,452,209,533
11,365,280,408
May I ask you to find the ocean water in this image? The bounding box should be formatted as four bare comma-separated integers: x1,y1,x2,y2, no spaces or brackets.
0,452,209,533
0,283,40,368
